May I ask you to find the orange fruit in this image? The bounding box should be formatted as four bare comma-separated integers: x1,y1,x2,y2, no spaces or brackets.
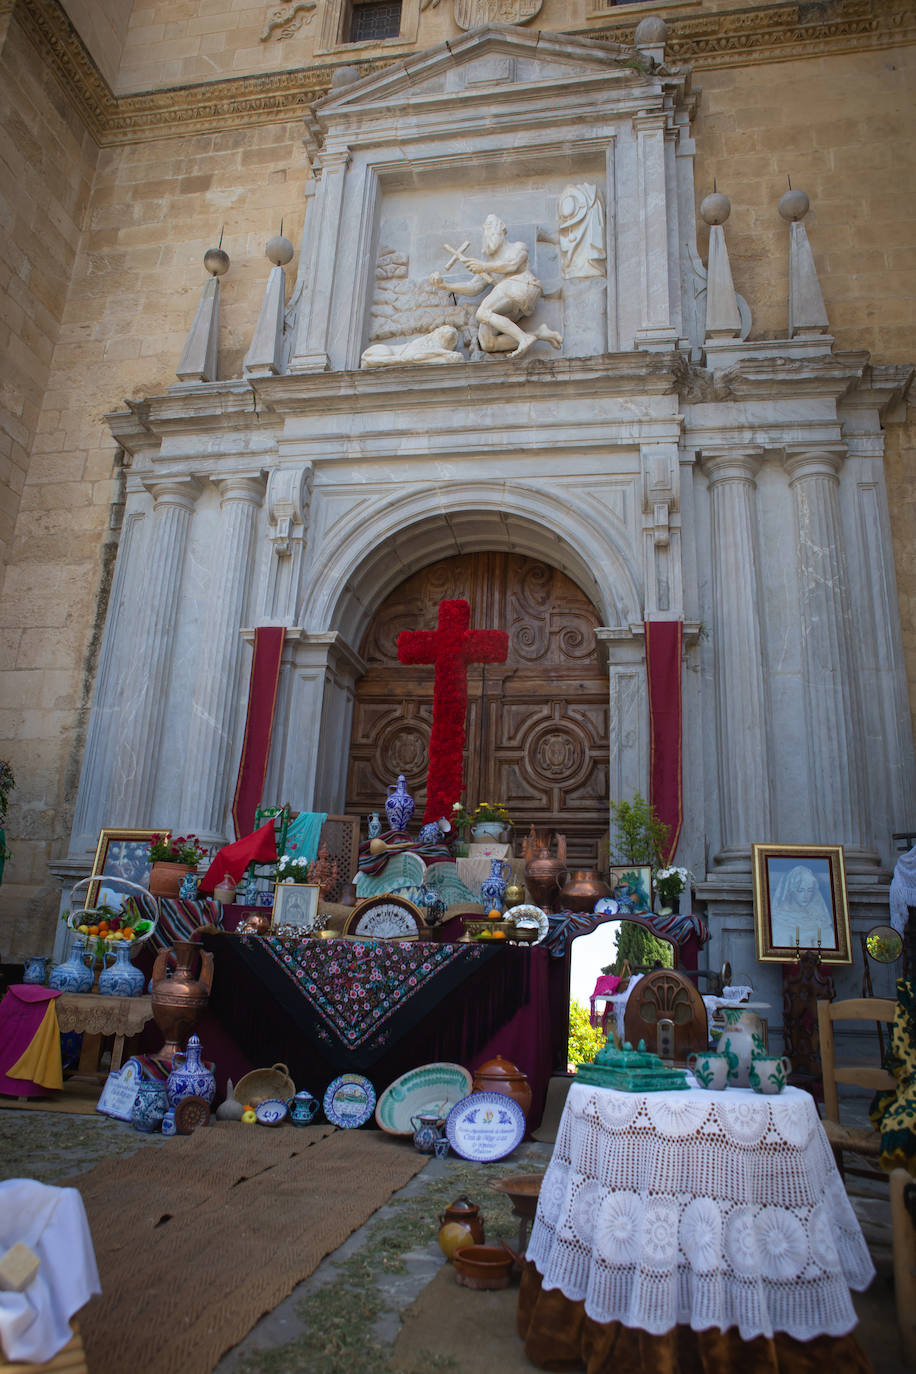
88,925,99,936
121,928,134,939
487,908,502,921
490,930,507,940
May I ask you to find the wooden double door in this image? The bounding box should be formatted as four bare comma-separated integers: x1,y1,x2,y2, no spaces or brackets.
345,553,610,864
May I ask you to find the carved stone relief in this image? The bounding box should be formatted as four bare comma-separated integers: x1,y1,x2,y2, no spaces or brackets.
558,185,606,279
453,0,543,29
369,246,477,342
260,1,317,41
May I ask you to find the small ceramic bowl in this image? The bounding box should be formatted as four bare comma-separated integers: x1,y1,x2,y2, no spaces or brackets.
452,1245,514,1290
254,1098,288,1126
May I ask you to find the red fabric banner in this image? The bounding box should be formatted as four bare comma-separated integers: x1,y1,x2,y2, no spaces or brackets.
231,626,285,841
197,818,278,895
645,619,683,865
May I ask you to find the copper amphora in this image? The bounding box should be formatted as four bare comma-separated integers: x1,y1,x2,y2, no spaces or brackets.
522,828,567,913
151,939,214,1063
558,870,611,914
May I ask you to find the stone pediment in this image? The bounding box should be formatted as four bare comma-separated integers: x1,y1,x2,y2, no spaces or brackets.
307,26,662,147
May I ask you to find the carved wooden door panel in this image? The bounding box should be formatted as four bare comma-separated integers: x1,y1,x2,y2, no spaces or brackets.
346,553,609,864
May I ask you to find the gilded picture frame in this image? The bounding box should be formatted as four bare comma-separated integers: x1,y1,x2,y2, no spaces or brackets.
752,843,851,964
271,881,321,934
86,827,168,909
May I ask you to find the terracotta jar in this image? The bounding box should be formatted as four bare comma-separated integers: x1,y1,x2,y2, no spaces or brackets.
472,1055,532,1121
439,1195,485,1244
558,869,611,913
523,830,567,914
150,939,215,1062
149,861,193,899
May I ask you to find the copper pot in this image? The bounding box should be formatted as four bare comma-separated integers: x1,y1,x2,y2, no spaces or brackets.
472,1055,532,1121
523,833,567,914
151,939,214,1062
558,869,611,913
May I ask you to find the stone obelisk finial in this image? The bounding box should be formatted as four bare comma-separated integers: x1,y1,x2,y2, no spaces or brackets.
176,236,230,383
778,183,829,338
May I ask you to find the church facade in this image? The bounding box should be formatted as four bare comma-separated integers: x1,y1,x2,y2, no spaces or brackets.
1,0,914,1021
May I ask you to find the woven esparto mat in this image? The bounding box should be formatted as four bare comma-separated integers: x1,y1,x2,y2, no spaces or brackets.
64,1123,426,1374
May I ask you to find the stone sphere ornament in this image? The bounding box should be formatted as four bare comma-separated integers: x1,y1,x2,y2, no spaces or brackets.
634,16,668,47
204,246,230,277
778,188,811,222
700,192,732,226
266,235,294,266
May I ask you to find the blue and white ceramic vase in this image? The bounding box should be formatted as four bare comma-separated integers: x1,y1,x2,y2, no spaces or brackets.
179,870,199,900
22,956,49,985
166,1033,216,1108
132,1079,168,1133
418,821,442,844
480,859,511,911
98,941,145,998
385,775,415,832
49,935,93,994
161,1108,177,1137
367,812,382,839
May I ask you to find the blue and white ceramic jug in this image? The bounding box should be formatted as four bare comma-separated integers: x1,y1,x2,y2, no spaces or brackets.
166,1033,216,1108
98,941,145,998
22,956,49,986
49,935,93,995
367,812,382,839
385,775,415,832
480,859,511,911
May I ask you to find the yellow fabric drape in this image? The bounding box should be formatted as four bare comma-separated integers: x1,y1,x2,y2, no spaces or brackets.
8,1000,63,1089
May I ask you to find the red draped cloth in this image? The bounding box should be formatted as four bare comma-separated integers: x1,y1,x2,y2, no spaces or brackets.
231,626,285,840
0,986,61,1096
644,620,683,864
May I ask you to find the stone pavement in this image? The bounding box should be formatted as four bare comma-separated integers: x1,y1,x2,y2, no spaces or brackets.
0,1108,906,1374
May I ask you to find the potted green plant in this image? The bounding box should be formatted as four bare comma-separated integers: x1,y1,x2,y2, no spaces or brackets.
469,801,512,841
608,793,669,868
654,866,694,915
148,833,206,899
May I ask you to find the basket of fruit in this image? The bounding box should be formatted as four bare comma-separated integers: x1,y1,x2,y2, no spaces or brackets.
461,918,538,944
65,876,158,962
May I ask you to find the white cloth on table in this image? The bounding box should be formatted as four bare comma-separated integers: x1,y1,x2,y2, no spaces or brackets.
527,1081,874,1343
890,843,916,935
0,1179,100,1362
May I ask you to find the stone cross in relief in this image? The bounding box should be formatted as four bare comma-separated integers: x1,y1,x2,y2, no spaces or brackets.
429,214,562,359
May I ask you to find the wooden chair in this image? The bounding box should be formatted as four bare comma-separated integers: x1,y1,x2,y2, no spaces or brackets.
816,996,897,1179
622,967,709,1062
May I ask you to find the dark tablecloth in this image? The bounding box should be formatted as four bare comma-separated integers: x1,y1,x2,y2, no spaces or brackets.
200,932,552,1127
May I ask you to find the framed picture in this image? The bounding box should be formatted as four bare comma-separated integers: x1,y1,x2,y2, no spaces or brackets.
608,865,653,915
86,828,167,909
271,881,321,934
752,844,851,964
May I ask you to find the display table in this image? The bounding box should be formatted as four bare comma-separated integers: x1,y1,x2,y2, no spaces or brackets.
201,932,552,1125
55,994,153,1081
521,1081,875,1370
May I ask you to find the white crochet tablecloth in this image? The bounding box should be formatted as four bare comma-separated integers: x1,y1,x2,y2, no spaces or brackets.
526,1081,874,1342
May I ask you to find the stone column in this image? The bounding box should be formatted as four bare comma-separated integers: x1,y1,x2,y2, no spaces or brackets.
114,477,200,823
179,475,266,842
784,446,871,860
632,112,678,351
289,149,351,372
700,448,772,866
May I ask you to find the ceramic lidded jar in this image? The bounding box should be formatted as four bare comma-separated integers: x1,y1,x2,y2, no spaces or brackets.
166,1033,216,1108
717,1007,766,1087
439,1196,485,1244
471,1055,532,1121
385,774,415,832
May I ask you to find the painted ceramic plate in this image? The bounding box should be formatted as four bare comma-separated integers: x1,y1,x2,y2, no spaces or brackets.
506,905,549,944
375,1062,474,1136
445,1091,526,1162
254,1097,288,1126
324,1073,376,1129
593,897,620,916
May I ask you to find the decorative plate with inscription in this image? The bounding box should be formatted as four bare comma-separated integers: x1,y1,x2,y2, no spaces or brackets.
343,895,424,940
324,1073,376,1129
446,1091,525,1162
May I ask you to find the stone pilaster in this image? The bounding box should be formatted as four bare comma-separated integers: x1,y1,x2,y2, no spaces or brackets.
632,112,678,351
179,475,265,842
784,446,873,863
289,149,351,372
114,477,200,823
700,448,772,866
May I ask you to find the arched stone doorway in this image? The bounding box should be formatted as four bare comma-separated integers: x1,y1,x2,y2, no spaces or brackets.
345,551,610,863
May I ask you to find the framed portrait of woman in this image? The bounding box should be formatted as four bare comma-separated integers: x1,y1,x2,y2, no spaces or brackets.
752,843,851,963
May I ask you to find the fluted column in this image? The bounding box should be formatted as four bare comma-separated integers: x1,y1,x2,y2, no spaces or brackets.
114,477,200,823
784,446,871,858
701,448,772,865
179,475,266,842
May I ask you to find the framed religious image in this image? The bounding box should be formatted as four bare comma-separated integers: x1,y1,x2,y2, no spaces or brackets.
86,828,167,909
752,844,852,964
608,865,652,915
271,882,321,934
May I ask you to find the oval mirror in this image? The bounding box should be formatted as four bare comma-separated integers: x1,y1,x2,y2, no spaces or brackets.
864,924,903,963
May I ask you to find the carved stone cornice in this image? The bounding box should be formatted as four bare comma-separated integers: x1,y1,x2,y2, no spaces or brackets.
10,0,915,149
582,0,916,69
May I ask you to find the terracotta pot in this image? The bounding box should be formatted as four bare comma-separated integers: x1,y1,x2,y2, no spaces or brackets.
472,1055,532,1121
558,869,611,913
439,1196,485,1244
150,939,214,1062
523,833,567,914
149,861,193,899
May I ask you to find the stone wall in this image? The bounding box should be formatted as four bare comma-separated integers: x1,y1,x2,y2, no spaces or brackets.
0,0,914,955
